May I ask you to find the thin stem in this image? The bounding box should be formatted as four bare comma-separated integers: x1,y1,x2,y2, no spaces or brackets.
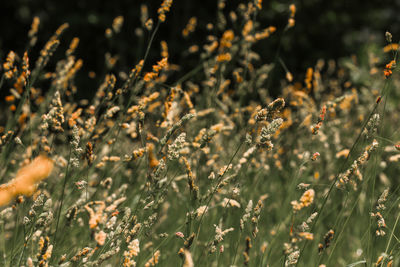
53,147,72,250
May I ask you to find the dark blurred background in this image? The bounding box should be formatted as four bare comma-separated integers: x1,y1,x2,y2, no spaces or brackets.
0,0,399,98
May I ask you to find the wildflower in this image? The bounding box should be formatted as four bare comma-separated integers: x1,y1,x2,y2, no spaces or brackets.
147,143,159,169
289,4,296,17
5,95,15,102
384,60,395,78
14,137,23,146
181,156,198,199
383,43,399,53
96,243,121,265
123,239,140,266
286,72,293,82
287,4,296,28
105,196,126,212
105,53,119,69
288,18,295,28
68,108,82,127
154,158,166,178
34,198,53,227
196,205,208,218
112,16,124,33
95,230,107,246
204,40,218,54
105,28,113,38
209,224,234,254
255,98,285,122
158,0,173,22
256,0,263,9
34,37,61,76
336,149,350,158
254,26,276,40
160,40,169,58
37,236,53,266
105,106,120,118
70,125,83,168
125,59,144,83
258,118,283,150
128,221,141,237
199,124,226,148
371,212,386,236
243,236,252,265
58,254,67,264
182,17,197,37
240,200,253,230
336,139,379,188
242,20,253,38
318,229,334,254
28,16,40,44
311,152,320,161
140,5,149,26
0,207,13,223
298,232,314,240
311,105,326,135
85,142,94,165
181,248,194,267
218,164,233,176
66,37,79,56
167,133,186,160
375,254,388,266
143,57,168,82
220,30,234,49
131,147,146,161
300,189,314,207
145,19,153,31
0,131,14,147
363,114,380,139
85,201,106,229
208,172,216,180
216,53,232,62
0,155,53,206
237,146,256,169
175,232,184,238
41,90,65,132
221,198,241,208
188,45,199,53
285,250,300,266
251,199,263,237
159,113,195,146
385,31,393,43
3,51,18,79
144,250,160,266
299,212,318,231
71,247,93,262
22,50,30,76
305,67,313,89
291,189,315,212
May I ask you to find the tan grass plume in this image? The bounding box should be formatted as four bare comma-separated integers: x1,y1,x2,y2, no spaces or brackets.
0,155,54,206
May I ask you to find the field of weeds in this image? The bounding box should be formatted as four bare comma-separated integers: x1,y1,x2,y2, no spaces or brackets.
0,1,400,266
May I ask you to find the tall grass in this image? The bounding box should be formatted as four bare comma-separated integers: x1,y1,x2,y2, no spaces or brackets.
0,1,399,266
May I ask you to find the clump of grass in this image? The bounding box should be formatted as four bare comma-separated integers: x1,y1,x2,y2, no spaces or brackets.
0,1,400,266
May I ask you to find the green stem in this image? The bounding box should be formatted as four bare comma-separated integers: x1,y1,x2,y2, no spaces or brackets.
382,211,400,265
53,147,72,251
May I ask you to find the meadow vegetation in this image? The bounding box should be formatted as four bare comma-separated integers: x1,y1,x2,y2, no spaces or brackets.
0,0,400,266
